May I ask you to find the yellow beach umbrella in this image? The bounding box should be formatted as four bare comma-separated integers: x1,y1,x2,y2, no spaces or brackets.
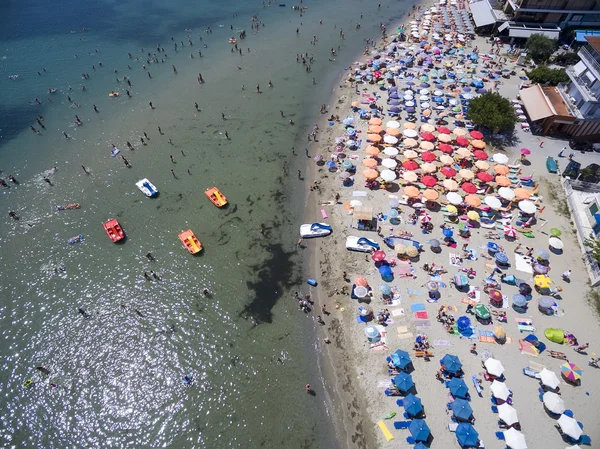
446,205,458,214
467,210,480,221
534,275,552,289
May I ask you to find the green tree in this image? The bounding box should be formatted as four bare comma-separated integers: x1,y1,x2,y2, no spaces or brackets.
466,92,517,133
526,66,570,85
584,235,600,264
526,34,558,62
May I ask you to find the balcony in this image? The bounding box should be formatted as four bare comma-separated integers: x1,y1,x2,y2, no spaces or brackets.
566,67,600,103
556,83,585,119
578,47,600,81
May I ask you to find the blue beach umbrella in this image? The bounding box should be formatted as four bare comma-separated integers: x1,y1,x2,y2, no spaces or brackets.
457,316,471,332
448,378,469,398
387,209,399,219
451,399,473,421
403,394,423,417
392,371,414,392
390,99,401,105
537,248,550,260
456,423,479,447
443,228,454,238
429,239,441,248
378,265,393,280
341,160,353,170
380,284,392,296
495,252,509,264
326,161,336,168
413,442,428,449
440,354,462,374
409,419,431,442
391,349,412,369
389,106,400,113
512,294,527,307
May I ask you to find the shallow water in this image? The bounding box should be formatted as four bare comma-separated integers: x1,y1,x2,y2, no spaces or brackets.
0,0,409,447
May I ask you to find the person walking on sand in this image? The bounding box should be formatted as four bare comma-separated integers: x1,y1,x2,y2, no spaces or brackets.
305,149,309,157
305,384,311,393
81,165,89,174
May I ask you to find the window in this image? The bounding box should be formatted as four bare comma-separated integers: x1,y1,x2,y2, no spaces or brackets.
589,202,599,215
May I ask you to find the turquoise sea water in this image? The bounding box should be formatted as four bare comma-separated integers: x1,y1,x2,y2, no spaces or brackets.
0,0,408,447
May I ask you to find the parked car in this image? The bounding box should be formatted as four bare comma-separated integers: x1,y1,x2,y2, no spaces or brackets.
562,160,581,179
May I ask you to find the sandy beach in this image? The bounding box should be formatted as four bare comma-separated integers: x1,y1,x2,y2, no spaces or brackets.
300,3,600,448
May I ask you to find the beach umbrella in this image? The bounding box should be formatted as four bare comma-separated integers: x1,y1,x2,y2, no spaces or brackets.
495,252,509,264
454,274,470,288
440,354,462,374
340,172,351,180
403,394,424,417
372,250,387,262
456,423,479,447
484,196,502,209
387,209,399,220
561,362,582,383
453,128,467,137
477,172,493,182
314,155,324,162
380,169,397,182
422,189,439,201
403,171,418,182
493,153,509,164
384,135,398,144
438,143,453,154
489,289,502,302
363,169,379,180
475,160,490,171
498,187,515,200
392,371,414,392
493,325,506,339
443,179,459,191
447,192,463,205
354,286,368,298
438,126,452,134
504,428,527,449
404,138,418,148
474,304,491,321
540,368,561,389
368,125,383,133
451,399,473,421
421,123,435,132
422,151,436,162
490,380,510,400
365,145,381,156
368,134,383,143
557,414,583,440
403,128,418,138
438,133,452,142
409,419,430,442
519,200,536,214
378,264,393,279
534,274,552,289
395,244,407,256
504,225,518,238
448,377,469,398
341,160,354,170
404,149,419,159
346,139,358,147
383,147,399,156
484,358,505,377
512,294,527,307
551,228,562,237
470,130,483,139
426,281,439,292
364,326,380,339
354,276,369,287
403,160,419,171
473,150,489,160
420,212,432,223
380,284,393,296
513,188,531,200
387,120,400,128
369,117,382,125
429,239,441,250
381,159,397,169
549,237,564,249
456,148,472,159
362,158,378,168
534,263,550,274
386,128,400,136
458,169,474,180
421,163,437,173
495,176,511,187
467,210,480,221
537,248,550,260
390,349,412,369
456,136,470,147
494,164,509,175
520,148,531,155
542,391,565,414
404,186,420,198
441,167,457,178
421,131,435,141
440,155,454,165
461,182,477,194
422,175,438,187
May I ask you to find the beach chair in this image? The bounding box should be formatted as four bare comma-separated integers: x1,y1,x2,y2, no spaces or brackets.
522,367,539,378
579,435,591,445
578,421,584,430
564,409,574,417
518,323,536,333
396,399,404,407
495,432,505,440
472,375,482,396
406,437,416,444
491,406,498,413
448,423,458,432
414,350,433,358
394,421,411,430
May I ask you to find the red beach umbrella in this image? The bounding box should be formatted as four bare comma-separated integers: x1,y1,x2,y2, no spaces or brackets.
421,151,436,162
438,143,453,154
403,160,419,170
520,148,531,155
476,172,494,182
422,175,438,187
441,166,457,177
470,130,484,139
456,136,470,147
461,182,477,194
421,131,435,141
473,150,489,160
438,126,451,134
371,250,387,262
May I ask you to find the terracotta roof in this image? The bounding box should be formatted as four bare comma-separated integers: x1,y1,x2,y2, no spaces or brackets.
541,86,574,119
585,36,600,54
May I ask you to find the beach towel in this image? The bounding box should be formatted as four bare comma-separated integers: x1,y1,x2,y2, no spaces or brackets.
410,303,426,312
352,190,368,197
519,339,539,356
434,340,452,346
467,286,481,301
397,326,409,334
391,308,405,317
461,297,479,306
515,253,534,274
415,311,429,320
445,305,458,313
377,421,394,441
397,332,414,340
389,298,402,307
449,253,462,267
502,295,509,309
371,342,389,351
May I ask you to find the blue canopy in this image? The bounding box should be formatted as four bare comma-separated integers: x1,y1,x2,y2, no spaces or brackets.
451,399,473,421
403,393,424,417
575,29,600,42
391,350,412,369
441,354,462,374
378,265,393,279
443,228,454,238
392,371,414,392
457,316,471,332
456,423,479,447
448,378,469,398
409,419,431,442
413,443,428,449
512,294,527,307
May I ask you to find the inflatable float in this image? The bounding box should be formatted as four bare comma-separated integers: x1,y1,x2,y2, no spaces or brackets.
68,234,84,244
56,203,81,211
229,38,237,44
108,91,119,97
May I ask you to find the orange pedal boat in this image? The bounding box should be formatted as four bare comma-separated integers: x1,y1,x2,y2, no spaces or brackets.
179,229,202,254
103,218,125,242
205,186,227,207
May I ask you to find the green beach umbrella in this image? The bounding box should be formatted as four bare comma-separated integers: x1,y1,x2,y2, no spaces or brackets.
550,228,562,237
474,304,491,320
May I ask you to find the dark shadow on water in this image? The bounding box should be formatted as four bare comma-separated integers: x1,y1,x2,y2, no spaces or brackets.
241,242,300,324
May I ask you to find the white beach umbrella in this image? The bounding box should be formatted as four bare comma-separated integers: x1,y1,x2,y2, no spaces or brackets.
386,120,400,129
493,153,509,164
484,196,502,210
518,200,537,214
420,88,430,95
490,380,510,400
354,286,368,298
384,135,398,145
498,187,515,200
557,415,583,440
384,147,399,156
420,102,431,109
549,237,564,249
404,94,414,101
382,159,398,169
404,89,414,95
542,391,565,414
434,90,443,96
419,95,430,101
540,368,561,389
484,358,505,377
380,169,397,182
447,192,463,205
504,428,527,449
403,129,418,138
498,403,519,426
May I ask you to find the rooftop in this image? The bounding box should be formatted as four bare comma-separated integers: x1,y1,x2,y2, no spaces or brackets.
541,86,572,117
585,36,600,54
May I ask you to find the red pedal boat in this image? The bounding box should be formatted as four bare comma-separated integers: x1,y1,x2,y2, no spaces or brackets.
103,218,125,242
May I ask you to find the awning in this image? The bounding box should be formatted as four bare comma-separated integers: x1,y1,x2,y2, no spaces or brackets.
354,206,373,221
470,0,496,27
508,25,560,39
519,85,554,121
575,29,600,43
594,213,600,228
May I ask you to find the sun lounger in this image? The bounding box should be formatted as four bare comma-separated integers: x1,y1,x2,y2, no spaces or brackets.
377,420,394,441
414,350,433,358
579,435,591,445
406,437,416,444
495,432,505,440
480,221,496,229
472,375,482,396
518,324,536,333
396,399,404,407
522,367,539,378
448,423,458,432
564,409,574,417
491,405,498,413
394,421,411,429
